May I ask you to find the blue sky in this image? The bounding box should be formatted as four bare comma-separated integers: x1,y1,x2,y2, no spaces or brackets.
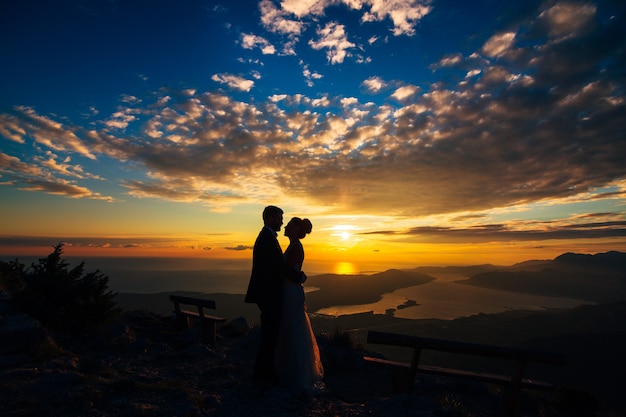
1,0,625,267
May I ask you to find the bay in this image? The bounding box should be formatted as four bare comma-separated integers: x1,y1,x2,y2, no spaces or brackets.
103,267,591,320
315,280,591,320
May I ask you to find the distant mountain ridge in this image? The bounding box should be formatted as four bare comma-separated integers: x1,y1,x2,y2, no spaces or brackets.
553,250,626,270
456,251,626,302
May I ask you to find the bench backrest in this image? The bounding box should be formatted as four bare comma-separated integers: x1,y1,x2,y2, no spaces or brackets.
367,330,565,366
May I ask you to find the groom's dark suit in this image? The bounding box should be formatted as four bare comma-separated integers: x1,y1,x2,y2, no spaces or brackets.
245,226,300,384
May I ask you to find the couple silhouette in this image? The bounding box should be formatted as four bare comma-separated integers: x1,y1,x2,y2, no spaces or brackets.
244,205,324,397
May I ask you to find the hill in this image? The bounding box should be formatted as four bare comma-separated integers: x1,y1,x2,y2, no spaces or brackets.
327,301,626,415
456,251,626,302
305,269,434,311
114,290,626,415
5,293,625,416
76,250,626,414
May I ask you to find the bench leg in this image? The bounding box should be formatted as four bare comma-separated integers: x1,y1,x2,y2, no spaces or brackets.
504,386,522,417
175,313,190,330
391,368,413,395
504,360,526,417
201,320,217,345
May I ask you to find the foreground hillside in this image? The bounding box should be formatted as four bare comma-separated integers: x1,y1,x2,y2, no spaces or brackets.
3,249,625,416
114,290,626,416
3,293,592,417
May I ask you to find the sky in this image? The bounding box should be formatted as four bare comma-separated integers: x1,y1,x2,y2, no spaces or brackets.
1,0,625,273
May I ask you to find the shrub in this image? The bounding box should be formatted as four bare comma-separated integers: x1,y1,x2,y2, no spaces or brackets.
6,243,121,336
0,258,27,293
325,327,355,349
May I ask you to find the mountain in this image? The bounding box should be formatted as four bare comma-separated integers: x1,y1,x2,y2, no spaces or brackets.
456,251,626,302
554,251,626,270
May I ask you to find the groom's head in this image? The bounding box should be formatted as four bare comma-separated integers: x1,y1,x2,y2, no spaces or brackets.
263,205,284,232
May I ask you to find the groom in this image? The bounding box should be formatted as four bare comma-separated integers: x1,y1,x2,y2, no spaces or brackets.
245,205,304,387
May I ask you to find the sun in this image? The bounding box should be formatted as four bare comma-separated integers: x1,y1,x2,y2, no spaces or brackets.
330,224,359,247
338,230,351,241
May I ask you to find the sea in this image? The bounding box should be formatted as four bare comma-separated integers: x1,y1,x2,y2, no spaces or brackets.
315,281,589,320
96,257,591,320
2,255,592,320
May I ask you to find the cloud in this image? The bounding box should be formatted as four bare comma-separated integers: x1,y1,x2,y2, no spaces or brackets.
257,0,432,64
1,152,44,177
224,245,253,251
0,115,115,202
1,1,624,218
365,219,626,243
537,3,597,41
0,118,26,143
0,128,111,201
0,235,206,250
241,33,276,54
260,0,432,38
105,110,137,130
362,76,387,93
435,53,463,67
259,0,304,36
391,84,420,102
465,69,481,78
341,97,359,107
361,0,432,36
309,22,356,64
482,32,517,58
20,178,113,201
211,73,255,91
38,152,101,180
123,176,248,208
301,62,323,87
1,107,96,159
281,0,328,17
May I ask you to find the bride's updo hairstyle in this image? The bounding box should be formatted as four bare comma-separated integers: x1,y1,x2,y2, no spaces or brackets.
300,218,312,238
287,217,312,239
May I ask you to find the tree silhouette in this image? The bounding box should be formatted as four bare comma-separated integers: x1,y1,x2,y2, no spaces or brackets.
4,242,121,336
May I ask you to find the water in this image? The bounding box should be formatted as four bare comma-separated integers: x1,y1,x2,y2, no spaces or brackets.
102,267,590,320
5,255,591,320
315,280,591,320
105,269,251,294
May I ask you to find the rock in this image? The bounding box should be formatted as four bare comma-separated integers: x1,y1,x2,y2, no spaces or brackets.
0,312,47,354
218,316,249,338
0,303,561,417
23,370,85,405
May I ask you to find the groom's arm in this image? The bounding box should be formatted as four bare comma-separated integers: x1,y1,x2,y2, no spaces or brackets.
271,245,302,284
258,231,301,284
276,254,303,283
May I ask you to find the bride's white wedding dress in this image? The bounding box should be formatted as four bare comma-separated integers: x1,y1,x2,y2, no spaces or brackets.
275,241,324,396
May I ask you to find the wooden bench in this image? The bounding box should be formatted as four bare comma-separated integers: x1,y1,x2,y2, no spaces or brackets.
364,330,566,417
169,294,226,345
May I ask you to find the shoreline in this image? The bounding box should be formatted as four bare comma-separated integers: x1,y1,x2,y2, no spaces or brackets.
112,289,594,329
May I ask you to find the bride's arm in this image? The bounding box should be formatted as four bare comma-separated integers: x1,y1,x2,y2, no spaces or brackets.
285,244,304,269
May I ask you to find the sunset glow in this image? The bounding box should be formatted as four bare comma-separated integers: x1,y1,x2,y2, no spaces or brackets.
334,262,358,275
1,0,625,272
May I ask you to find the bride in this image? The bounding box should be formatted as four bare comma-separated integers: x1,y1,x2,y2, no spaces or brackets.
275,217,325,396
